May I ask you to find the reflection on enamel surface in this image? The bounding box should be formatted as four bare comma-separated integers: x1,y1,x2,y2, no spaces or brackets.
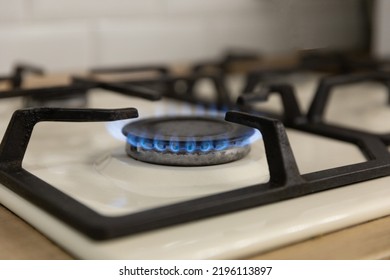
28,139,268,216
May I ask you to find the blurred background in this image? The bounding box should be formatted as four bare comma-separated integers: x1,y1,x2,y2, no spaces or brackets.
0,0,383,72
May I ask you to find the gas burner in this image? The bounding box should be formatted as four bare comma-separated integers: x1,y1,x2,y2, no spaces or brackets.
122,116,255,166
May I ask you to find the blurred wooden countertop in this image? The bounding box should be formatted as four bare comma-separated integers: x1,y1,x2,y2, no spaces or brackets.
1,204,390,260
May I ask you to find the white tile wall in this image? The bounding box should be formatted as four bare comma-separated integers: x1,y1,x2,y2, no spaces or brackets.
30,0,163,19
0,0,25,22
164,0,264,16
95,18,207,66
203,14,286,56
0,0,365,73
0,22,91,72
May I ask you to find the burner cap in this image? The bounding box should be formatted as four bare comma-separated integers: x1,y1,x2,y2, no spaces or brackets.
122,116,254,166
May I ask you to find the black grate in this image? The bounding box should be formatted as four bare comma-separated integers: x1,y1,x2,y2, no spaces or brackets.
0,54,390,240
0,98,389,240
0,63,44,89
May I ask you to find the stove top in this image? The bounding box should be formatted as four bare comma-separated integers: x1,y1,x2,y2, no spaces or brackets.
1,52,390,259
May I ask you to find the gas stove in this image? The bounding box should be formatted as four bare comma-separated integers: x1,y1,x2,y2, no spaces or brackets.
1,53,390,259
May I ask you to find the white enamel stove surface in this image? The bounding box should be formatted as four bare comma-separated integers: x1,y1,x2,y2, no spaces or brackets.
1,75,390,259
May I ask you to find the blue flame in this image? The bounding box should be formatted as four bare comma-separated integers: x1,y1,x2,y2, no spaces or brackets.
169,137,180,153
246,129,262,145
105,99,264,155
106,119,129,142
140,138,153,150
128,135,138,147
126,129,262,154
214,139,229,151
199,140,213,152
185,138,196,153
153,139,167,152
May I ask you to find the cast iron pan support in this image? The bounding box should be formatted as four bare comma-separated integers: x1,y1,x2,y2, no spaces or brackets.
225,111,304,188
308,72,390,123
11,64,45,88
0,76,162,101
301,72,390,160
177,74,233,108
0,108,139,239
237,84,304,125
0,108,390,240
0,108,138,167
0,63,44,89
71,76,161,101
0,107,305,239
